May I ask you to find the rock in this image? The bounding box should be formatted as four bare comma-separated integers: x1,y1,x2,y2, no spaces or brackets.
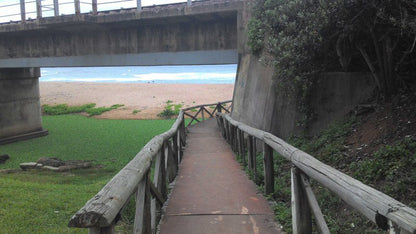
20,162,39,170
36,157,65,167
42,166,59,171
0,154,10,164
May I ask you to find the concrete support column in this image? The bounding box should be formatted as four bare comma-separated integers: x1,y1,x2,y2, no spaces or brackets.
0,68,48,144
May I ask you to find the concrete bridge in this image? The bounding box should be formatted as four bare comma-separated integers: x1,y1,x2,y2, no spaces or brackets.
0,0,244,143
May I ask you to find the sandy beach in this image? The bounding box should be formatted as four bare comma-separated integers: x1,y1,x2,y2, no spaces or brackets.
39,82,234,119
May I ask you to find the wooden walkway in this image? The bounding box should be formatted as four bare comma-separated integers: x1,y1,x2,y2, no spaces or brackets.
159,118,281,233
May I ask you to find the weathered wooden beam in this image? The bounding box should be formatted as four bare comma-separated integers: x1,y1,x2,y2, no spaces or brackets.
239,129,246,167
166,140,177,183
20,0,26,22
300,174,330,234
291,166,312,234
184,112,200,127
133,172,151,234
263,142,274,195
154,150,167,200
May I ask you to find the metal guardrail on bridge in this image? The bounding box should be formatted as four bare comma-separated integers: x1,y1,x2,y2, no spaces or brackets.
0,0,196,23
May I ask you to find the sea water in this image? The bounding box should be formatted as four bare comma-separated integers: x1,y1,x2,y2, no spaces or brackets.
40,65,237,84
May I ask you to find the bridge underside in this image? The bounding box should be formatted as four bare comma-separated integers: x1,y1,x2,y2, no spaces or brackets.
0,1,242,143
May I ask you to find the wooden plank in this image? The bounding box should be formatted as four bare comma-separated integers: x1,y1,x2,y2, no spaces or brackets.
92,0,97,15
177,130,182,162
291,166,312,234
218,113,416,233
300,174,330,234
203,106,214,118
133,172,151,234
74,0,80,15
263,142,274,195
36,0,42,19
184,112,200,127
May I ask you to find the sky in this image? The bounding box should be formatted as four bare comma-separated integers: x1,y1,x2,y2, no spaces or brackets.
0,0,190,22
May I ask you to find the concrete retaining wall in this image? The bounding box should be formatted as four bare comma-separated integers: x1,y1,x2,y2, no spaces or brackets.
232,55,375,139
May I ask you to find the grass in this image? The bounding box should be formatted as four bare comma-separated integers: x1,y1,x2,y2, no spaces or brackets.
157,101,183,119
0,115,176,233
132,109,141,114
42,103,124,117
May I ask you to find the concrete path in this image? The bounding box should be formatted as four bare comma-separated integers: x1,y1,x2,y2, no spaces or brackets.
159,118,282,234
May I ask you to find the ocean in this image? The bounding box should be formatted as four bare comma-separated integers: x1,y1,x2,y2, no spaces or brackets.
40,65,237,84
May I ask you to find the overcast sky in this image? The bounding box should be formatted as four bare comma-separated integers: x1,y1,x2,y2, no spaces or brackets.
0,0,189,22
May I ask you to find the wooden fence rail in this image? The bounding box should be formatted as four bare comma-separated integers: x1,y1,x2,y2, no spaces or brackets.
216,113,416,234
68,101,231,233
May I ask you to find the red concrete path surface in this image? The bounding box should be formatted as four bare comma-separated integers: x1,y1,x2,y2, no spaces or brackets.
159,118,282,233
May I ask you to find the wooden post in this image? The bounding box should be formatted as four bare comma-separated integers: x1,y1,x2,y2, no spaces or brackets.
177,130,182,162
53,0,59,16
263,142,274,194
137,0,142,12
252,137,257,178
238,129,246,166
291,166,312,234
247,135,254,171
20,0,26,22
74,0,80,15
36,0,42,19
201,107,205,121
166,140,176,183
134,172,151,234
217,103,222,113
92,0,97,15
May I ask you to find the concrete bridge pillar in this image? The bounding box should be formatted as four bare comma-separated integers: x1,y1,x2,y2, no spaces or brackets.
0,68,47,144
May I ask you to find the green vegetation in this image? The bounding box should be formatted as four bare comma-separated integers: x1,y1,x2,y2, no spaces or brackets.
0,115,176,233
42,103,124,117
157,101,183,119
236,117,415,233
248,0,416,97
132,109,141,114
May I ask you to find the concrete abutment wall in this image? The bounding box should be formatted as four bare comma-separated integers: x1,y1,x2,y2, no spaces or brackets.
0,68,47,144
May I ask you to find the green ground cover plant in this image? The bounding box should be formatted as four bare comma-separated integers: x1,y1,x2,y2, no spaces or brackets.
42,103,124,117
0,115,176,233
157,101,183,119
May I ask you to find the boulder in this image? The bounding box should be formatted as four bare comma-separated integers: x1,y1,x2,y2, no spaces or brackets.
0,154,10,164
20,162,39,170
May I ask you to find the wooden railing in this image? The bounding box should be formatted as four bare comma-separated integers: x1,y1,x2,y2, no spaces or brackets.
216,113,416,234
68,101,231,233
182,100,232,128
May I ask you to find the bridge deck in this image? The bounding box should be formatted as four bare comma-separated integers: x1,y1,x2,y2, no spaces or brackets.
159,118,281,233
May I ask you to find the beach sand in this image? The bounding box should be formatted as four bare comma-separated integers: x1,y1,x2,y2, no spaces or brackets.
39,82,234,119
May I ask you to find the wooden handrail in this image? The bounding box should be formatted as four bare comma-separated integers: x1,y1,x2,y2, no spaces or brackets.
68,101,231,233
216,113,416,234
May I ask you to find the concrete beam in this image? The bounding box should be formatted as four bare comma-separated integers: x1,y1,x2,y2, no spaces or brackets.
0,68,47,144
0,50,238,68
